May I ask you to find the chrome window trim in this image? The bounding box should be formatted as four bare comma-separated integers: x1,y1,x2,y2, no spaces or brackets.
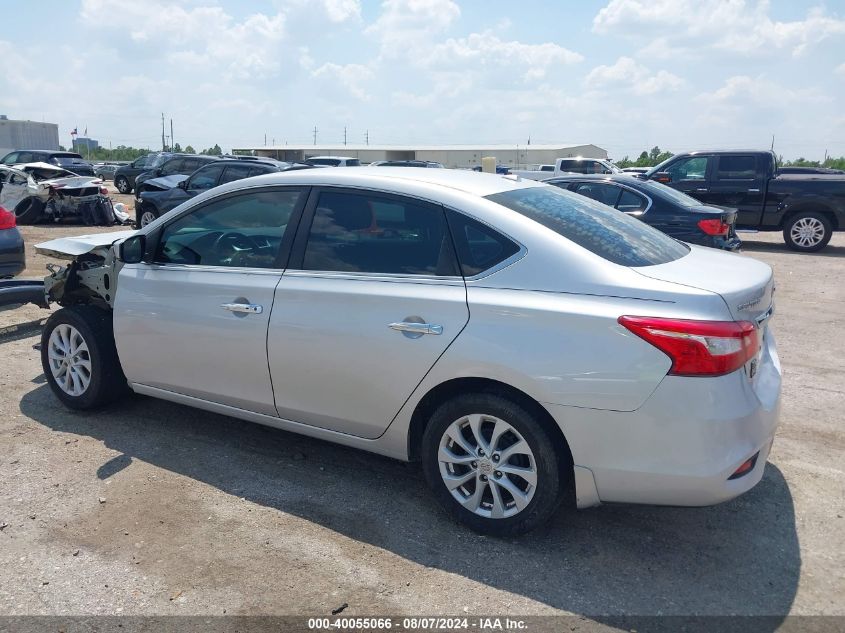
283,269,466,286
133,263,285,276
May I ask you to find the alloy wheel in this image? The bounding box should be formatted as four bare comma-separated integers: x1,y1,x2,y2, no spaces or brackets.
47,324,92,396
139,210,157,227
438,413,537,519
790,216,825,248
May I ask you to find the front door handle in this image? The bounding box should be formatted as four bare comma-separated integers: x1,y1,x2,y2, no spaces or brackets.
748,188,761,193
389,321,443,336
695,188,709,193
221,302,263,314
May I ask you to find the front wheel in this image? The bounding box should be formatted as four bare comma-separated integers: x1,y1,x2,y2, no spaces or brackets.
421,393,567,536
14,198,44,224
137,206,158,228
41,306,130,410
783,212,832,252
115,176,132,194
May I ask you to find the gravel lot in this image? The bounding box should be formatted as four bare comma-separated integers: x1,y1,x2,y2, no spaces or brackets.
0,214,843,626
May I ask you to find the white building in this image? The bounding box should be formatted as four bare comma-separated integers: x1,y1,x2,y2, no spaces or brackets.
0,115,60,156
233,143,608,169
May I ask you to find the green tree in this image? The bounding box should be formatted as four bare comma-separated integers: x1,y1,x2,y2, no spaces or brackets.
184,145,195,154
173,142,182,152
200,144,223,156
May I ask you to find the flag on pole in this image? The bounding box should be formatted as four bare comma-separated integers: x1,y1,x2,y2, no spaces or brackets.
70,127,78,136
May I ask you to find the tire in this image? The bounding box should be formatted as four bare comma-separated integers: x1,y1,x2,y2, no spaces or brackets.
115,176,132,194
13,198,44,224
421,392,567,536
137,205,158,228
41,305,130,410
783,212,832,252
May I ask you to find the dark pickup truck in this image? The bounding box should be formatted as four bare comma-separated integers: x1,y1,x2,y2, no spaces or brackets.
645,150,845,251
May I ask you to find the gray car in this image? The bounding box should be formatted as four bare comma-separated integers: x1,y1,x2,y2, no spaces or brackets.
34,168,781,535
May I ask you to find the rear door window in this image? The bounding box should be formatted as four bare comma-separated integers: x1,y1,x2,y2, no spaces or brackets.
573,182,621,207
486,186,688,267
446,210,520,277
715,155,757,180
300,190,459,276
219,164,253,184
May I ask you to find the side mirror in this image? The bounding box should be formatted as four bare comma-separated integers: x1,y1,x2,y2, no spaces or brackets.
117,234,146,264
178,179,188,190
652,171,672,184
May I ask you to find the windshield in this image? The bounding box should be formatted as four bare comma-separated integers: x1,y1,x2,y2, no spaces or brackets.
633,178,702,207
486,186,689,267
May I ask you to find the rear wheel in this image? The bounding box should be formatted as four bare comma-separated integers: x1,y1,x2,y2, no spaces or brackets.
41,306,129,410
13,198,44,224
115,176,132,194
783,212,832,252
421,392,566,536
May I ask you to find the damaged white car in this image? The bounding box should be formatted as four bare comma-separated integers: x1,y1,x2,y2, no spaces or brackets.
0,162,110,224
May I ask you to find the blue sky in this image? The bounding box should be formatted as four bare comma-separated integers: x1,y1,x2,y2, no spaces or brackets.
1,0,843,160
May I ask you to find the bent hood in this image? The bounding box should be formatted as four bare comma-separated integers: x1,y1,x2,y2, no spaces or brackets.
634,245,773,322
35,230,136,259
143,174,187,190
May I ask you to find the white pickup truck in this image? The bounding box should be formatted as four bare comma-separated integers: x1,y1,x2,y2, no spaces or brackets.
510,158,620,180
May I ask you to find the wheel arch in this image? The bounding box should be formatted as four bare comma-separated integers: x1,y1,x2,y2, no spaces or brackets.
780,202,840,230
407,376,575,488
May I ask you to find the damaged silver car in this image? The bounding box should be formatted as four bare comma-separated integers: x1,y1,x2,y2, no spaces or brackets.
0,162,109,224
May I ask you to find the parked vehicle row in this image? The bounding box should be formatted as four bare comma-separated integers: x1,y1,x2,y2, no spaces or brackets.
644,150,845,251
35,167,781,536
511,158,620,180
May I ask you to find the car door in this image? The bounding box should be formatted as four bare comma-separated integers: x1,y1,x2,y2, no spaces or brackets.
707,154,766,227
113,187,308,416
662,155,713,203
267,188,469,439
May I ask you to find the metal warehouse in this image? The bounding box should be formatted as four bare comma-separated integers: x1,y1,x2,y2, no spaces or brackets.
233,143,608,169
0,115,60,156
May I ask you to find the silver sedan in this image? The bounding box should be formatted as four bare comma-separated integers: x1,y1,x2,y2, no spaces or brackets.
36,168,781,535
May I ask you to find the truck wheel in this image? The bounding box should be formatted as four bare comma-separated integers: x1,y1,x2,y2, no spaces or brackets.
421,392,567,536
115,176,132,194
41,306,130,410
13,198,44,224
783,212,832,252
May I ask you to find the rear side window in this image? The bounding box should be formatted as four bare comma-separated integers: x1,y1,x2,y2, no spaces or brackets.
487,186,688,267
301,191,458,276
219,164,253,184
716,155,756,180
616,189,648,214
446,210,520,277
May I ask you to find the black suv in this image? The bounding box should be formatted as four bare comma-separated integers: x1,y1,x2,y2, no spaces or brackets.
113,152,172,194
135,159,309,227
1,150,95,176
133,154,221,199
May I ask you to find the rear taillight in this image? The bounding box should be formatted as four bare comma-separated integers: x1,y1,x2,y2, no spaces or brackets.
0,205,16,229
697,218,729,236
618,316,759,377
99,186,108,195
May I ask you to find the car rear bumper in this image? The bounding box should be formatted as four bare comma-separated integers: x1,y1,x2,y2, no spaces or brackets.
549,327,782,507
0,229,25,278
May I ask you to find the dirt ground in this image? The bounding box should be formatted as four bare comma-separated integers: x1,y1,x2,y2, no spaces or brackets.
0,216,843,627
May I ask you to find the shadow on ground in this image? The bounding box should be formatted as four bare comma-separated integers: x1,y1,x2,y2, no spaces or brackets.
740,239,845,258
20,386,800,624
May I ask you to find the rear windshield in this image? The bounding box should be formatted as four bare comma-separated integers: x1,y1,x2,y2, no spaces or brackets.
634,178,701,208
486,186,689,267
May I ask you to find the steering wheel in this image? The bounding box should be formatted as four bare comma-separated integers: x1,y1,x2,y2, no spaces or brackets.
213,232,263,266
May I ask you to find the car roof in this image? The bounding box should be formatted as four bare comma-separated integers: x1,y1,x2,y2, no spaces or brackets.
215,166,543,198
306,156,356,160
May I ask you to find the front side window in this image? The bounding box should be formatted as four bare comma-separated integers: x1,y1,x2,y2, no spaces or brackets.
301,191,458,276
188,164,225,190
154,189,303,269
2,152,19,164
487,186,688,267
665,156,709,181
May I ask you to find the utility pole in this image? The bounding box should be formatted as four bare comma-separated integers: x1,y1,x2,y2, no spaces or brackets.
161,113,166,151
771,134,775,151
170,118,174,151
313,125,318,146
344,126,347,146
264,133,267,147
365,130,369,146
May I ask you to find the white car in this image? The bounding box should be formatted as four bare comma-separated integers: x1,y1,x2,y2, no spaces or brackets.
303,156,361,167
35,168,781,535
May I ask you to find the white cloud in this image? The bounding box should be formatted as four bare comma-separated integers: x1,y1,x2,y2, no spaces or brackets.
585,56,684,95
836,62,845,76
594,0,845,57
366,0,461,56
312,62,375,101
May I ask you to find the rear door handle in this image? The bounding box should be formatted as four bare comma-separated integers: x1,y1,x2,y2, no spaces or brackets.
221,302,263,314
389,321,443,336
695,188,709,193
748,188,761,193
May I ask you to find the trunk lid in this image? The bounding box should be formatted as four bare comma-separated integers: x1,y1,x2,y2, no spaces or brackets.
634,245,774,323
